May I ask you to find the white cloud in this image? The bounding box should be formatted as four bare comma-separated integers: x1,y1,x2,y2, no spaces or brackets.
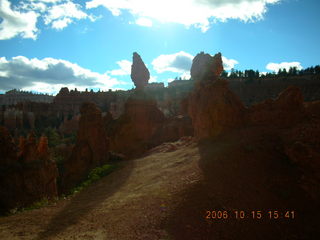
260,71,267,76
109,60,132,76
0,56,119,94
23,2,47,12
149,75,157,83
86,0,280,32
44,1,91,30
180,72,191,80
135,17,153,27
266,61,303,72
167,72,191,83
152,51,239,76
0,0,39,40
152,51,194,73
0,0,100,40
51,18,72,30
222,56,239,70
38,0,64,3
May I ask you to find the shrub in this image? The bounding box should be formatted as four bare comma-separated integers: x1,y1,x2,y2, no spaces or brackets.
70,163,118,195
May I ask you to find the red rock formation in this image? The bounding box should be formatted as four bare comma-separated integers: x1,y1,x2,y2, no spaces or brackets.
188,52,245,139
20,132,38,163
190,52,223,84
37,136,49,159
61,102,110,193
247,86,306,127
109,54,167,157
0,128,58,213
154,115,194,144
110,91,165,158
187,52,320,221
131,52,150,90
188,52,308,140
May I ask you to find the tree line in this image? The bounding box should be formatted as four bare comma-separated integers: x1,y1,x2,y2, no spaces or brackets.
222,65,320,79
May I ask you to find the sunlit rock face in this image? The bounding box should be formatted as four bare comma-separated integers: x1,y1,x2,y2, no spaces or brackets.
131,52,150,90
61,102,110,193
0,127,58,214
188,52,245,139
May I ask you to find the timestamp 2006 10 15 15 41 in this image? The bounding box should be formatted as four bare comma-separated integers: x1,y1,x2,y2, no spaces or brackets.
205,210,295,220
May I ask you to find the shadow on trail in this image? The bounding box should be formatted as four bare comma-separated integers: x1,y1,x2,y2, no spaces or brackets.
163,127,320,240
36,160,135,240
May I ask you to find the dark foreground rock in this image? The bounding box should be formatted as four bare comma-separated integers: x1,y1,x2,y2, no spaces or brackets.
0,128,58,214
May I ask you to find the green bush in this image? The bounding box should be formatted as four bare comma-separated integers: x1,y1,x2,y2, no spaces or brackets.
70,163,118,195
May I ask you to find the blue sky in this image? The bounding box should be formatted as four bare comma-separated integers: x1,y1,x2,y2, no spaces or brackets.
0,0,319,94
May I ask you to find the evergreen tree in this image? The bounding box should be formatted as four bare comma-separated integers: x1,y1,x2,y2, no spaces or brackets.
255,70,260,78
221,70,228,78
282,68,287,76
230,68,237,78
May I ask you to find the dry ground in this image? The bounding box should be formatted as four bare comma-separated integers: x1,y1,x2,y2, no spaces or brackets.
0,132,319,240
0,137,201,240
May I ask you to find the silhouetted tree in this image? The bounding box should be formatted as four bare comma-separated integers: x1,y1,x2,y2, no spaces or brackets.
230,68,237,78
221,70,228,78
288,67,297,76
255,70,260,78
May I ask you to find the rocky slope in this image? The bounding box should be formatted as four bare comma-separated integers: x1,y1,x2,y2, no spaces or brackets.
0,138,200,240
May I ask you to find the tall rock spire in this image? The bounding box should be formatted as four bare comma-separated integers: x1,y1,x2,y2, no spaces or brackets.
130,52,150,90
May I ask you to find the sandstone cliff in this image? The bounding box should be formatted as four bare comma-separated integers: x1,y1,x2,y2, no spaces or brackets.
60,102,110,193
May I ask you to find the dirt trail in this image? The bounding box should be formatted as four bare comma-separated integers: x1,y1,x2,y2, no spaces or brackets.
2,133,318,240
0,138,201,240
